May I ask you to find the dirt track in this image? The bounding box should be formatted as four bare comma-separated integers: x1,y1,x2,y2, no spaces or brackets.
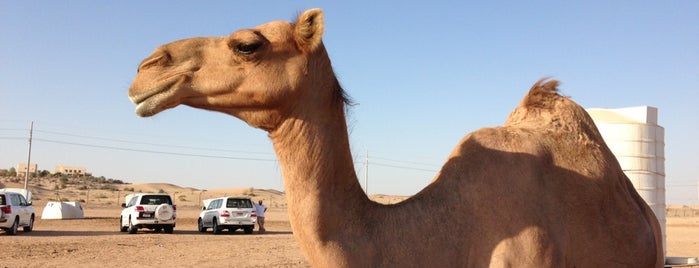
1,207,308,268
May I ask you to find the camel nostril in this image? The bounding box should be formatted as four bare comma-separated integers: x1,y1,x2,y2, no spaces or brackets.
138,52,171,71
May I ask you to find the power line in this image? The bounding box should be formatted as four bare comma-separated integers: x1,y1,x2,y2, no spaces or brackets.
34,129,274,156
370,155,441,168
3,122,275,156
33,138,278,162
36,136,439,171
369,162,439,173
4,126,464,174
0,137,25,140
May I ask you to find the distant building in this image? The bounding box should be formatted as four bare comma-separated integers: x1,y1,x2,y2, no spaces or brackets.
17,163,38,177
54,165,88,176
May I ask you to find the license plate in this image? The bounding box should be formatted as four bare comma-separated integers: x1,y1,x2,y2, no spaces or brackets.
142,213,151,217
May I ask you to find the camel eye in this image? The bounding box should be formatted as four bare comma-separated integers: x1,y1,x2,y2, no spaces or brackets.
235,43,262,55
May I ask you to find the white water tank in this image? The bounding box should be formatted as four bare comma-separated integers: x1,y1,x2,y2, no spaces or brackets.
587,106,666,255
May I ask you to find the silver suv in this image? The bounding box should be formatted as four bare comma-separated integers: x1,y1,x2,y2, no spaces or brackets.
198,197,256,234
0,188,35,235
120,193,176,234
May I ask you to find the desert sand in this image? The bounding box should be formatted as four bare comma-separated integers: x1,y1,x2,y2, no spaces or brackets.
1,178,697,267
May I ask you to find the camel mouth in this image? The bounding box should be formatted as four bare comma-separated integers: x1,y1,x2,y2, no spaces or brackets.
130,84,179,117
130,73,187,117
133,93,169,117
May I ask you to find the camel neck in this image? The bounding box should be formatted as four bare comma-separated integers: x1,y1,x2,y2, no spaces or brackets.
269,101,370,241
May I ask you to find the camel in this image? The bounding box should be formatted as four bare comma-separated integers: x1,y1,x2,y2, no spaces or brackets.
128,8,663,267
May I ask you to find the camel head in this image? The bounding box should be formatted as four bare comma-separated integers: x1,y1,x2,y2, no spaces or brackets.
128,9,340,131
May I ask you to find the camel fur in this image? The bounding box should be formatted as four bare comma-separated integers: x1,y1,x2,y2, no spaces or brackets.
128,8,663,267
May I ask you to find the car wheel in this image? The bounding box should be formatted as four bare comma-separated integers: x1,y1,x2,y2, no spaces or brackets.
127,218,138,234
212,219,220,235
164,225,174,234
6,217,19,235
119,217,128,232
23,215,34,232
197,219,207,233
244,226,253,234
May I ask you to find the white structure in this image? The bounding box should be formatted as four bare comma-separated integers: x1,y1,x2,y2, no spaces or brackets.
41,202,84,219
587,106,666,255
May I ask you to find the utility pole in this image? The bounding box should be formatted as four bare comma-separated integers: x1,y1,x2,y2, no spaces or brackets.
364,151,369,195
24,121,34,190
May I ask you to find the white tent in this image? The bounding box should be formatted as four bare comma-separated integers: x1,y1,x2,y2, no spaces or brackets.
41,201,84,219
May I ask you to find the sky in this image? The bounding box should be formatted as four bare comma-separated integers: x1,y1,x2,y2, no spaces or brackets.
1,1,698,205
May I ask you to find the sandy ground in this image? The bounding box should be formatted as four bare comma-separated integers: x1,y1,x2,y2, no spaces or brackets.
1,204,698,268
0,178,697,267
0,206,308,268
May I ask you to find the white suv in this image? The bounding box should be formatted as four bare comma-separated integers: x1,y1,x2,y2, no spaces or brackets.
198,197,256,234
0,188,35,235
120,193,176,234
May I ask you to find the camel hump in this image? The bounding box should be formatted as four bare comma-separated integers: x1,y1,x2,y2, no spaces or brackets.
505,78,590,130
520,78,562,109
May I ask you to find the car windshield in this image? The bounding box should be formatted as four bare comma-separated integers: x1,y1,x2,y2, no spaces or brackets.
139,195,172,205
226,198,252,209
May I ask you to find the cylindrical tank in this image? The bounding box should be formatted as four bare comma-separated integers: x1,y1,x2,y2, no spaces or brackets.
587,106,666,256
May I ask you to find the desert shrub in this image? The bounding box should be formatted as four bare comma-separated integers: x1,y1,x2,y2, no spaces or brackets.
106,178,125,184
99,184,116,191
8,167,17,177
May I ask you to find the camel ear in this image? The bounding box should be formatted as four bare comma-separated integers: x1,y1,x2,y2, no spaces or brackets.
294,8,324,53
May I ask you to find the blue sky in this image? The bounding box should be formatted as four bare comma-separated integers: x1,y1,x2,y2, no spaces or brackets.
1,1,697,204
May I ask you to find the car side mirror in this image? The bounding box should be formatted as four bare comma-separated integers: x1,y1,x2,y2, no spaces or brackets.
121,203,127,208
202,206,206,210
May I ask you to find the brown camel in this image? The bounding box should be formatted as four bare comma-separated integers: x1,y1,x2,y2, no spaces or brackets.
128,8,663,267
